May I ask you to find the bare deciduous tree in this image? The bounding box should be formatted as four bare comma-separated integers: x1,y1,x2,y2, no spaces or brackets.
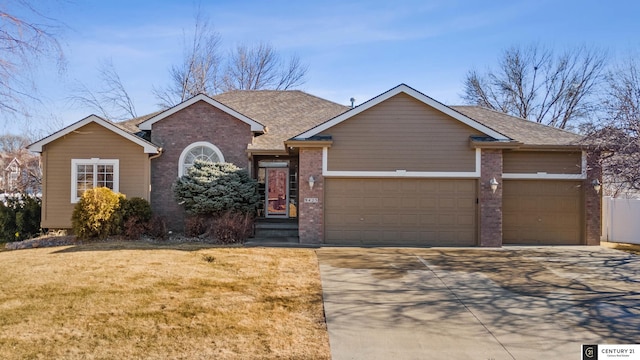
221,42,307,91
463,44,606,129
0,1,65,115
153,9,222,108
0,134,30,153
69,59,137,121
583,57,640,196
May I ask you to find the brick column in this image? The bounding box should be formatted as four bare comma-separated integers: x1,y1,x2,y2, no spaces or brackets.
298,148,324,244
584,150,602,245
479,149,503,247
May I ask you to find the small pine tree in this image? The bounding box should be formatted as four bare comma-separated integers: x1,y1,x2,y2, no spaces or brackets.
173,160,260,216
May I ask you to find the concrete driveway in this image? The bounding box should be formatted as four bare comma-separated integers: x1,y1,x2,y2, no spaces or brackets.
317,246,640,360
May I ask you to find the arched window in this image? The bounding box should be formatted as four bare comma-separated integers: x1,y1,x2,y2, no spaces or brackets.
178,142,225,177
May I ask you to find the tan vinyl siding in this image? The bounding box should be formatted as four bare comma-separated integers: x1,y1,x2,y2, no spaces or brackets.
41,122,151,228
321,93,483,172
503,151,582,174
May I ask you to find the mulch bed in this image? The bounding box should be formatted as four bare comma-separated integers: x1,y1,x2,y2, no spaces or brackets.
3,234,242,251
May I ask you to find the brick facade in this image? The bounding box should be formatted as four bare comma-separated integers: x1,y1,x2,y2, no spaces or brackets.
150,100,252,230
479,149,503,247
298,148,324,244
584,150,602,245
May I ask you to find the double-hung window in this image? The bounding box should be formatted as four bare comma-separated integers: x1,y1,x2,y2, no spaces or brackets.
71,159,119,203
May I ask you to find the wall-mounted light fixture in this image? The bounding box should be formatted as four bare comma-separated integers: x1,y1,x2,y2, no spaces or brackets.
592,179,601,193
489,177,499,194
308,175,315,190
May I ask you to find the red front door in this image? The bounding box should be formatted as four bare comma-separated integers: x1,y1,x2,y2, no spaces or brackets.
266,168,288,217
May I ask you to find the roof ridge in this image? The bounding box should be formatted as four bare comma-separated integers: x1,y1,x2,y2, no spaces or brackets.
216,89,351,110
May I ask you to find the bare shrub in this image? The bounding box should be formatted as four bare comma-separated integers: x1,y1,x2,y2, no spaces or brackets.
184,215,210,238
146,215,168,240
122,216,147,240
212,212,253,245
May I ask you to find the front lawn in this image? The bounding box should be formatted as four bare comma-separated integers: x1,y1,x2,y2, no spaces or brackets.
0,242,330,359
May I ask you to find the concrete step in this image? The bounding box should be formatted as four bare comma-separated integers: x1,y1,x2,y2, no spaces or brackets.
245,236,313,248
255,221,298,230
254,228,299,238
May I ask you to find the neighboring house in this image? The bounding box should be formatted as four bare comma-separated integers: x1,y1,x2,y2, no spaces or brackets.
27,84,601,246
0,153,41,194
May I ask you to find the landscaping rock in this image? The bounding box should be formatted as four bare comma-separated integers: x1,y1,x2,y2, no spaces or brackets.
5,236,79,250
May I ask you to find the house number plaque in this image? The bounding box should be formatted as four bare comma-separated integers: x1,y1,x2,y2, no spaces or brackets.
304,198,319,203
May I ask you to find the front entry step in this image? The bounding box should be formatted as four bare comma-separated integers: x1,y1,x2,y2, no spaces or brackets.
249,219,299,245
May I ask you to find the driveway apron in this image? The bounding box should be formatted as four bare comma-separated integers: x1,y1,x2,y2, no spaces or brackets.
317,247,640,360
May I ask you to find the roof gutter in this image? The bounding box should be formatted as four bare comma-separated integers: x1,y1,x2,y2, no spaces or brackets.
149,147,163,160
284,139,333,148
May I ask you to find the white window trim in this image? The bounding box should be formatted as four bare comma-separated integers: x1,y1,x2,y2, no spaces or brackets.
178,141,225,177
71,158,120,203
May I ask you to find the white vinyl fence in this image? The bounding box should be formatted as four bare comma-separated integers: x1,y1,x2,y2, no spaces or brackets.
602,196,640,244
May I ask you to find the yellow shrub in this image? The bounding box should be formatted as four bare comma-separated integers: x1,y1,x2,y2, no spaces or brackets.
71,187,125,239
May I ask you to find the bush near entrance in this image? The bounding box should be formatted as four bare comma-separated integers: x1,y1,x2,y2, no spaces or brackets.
174,161,259,242
174,160,260,216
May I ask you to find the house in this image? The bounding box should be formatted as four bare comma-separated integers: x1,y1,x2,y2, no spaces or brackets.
27,84,601,246
0,152,41,194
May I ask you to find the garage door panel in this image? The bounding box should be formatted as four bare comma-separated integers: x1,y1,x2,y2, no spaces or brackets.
382,214,400,225
457,214,475,226
401,197,420,209
419,214,437,225
325,178,476,246
438,197,456,209
503,180,583,245
401,214,418,225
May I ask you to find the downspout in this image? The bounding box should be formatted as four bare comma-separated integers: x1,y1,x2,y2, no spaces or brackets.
149,147,163,161
148,148,163,195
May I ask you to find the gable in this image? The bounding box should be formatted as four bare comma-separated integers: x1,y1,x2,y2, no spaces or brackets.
44,121,152,154
28,115,159,154
295,84,510,141
321,93,484,172
138,94,265,132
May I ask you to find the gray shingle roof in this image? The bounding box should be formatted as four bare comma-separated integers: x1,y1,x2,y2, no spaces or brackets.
451,106,584,146
116,91,584,151
117,111,163,133
212,90,349,151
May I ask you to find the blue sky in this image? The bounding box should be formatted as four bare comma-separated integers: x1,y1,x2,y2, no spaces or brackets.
7,0,640,136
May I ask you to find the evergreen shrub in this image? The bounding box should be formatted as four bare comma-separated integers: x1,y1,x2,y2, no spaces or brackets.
174,160,260,216
0,194,42,242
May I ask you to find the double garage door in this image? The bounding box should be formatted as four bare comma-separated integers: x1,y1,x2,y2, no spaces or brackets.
325,178,477,246
324,178,584,246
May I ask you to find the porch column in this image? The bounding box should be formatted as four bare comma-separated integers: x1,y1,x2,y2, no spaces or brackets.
479,149,503,247
298,148,324,244
584,150,602,245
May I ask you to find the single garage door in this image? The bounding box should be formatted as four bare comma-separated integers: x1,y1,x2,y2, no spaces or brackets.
325,178,476,246
503,180,583,245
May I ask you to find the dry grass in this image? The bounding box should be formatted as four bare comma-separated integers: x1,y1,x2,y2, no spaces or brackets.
0,242,330,359
601,241,640,255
